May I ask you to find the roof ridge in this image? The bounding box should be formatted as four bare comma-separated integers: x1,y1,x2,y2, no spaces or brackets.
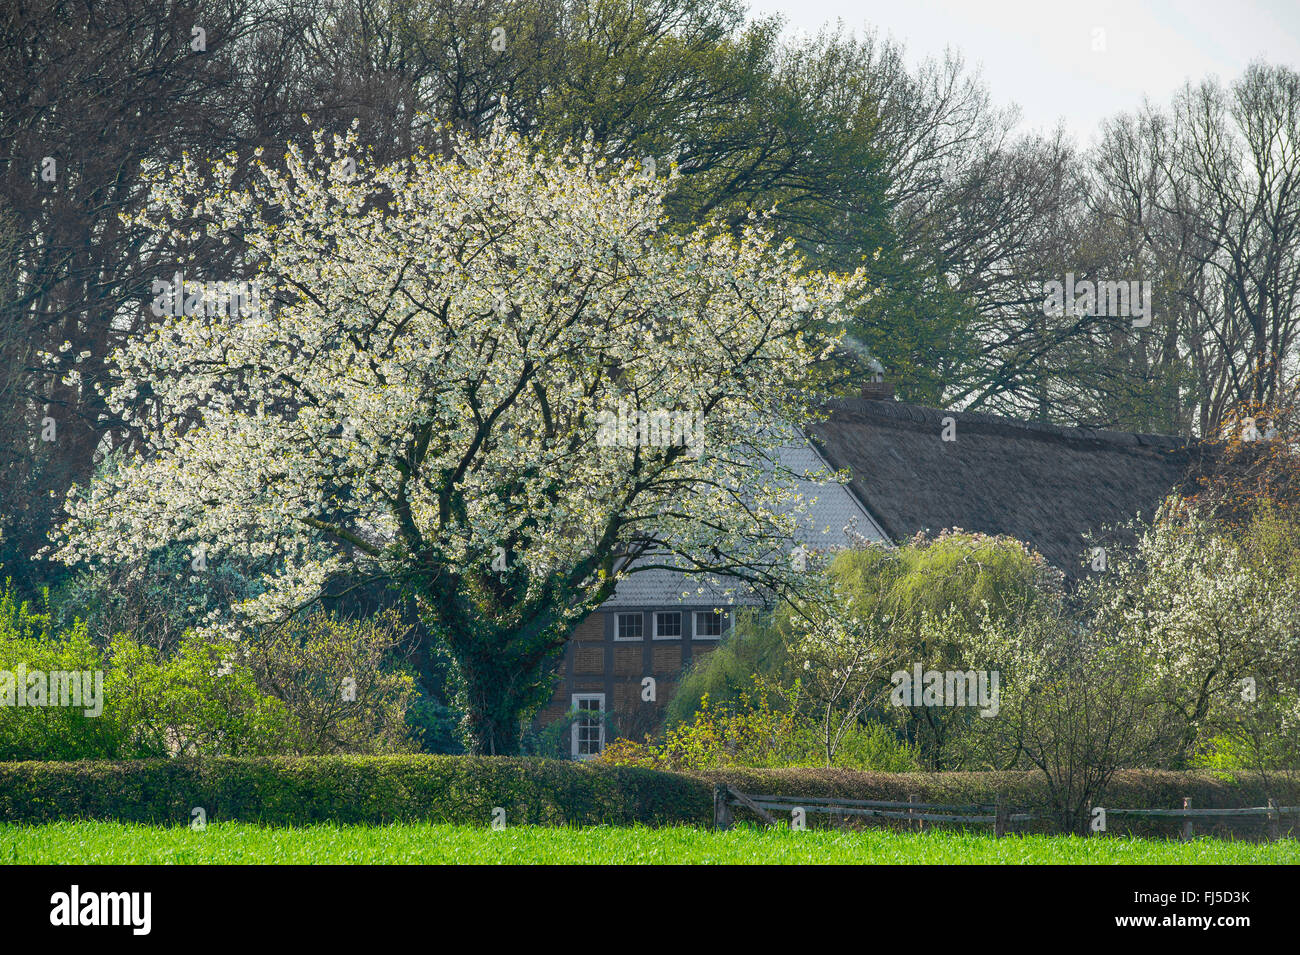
820,397,1194,453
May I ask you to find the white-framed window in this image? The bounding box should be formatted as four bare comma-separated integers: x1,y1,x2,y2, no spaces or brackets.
571,694,605,759
694,610,729,639
653,611,682,640
614,612,644,641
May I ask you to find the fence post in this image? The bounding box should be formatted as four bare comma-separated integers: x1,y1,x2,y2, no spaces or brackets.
1268,798,1280,842
1182,797,1193,842
713,785,732,831
994,795,1008,839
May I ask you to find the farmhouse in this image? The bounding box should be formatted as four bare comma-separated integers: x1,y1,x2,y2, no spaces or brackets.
538,382,1198,757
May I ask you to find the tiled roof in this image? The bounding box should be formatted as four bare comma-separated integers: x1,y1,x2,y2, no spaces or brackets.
602,434,888,607
805,397,1197,578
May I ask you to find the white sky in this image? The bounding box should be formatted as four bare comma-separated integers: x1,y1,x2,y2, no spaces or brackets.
746,0,1300,147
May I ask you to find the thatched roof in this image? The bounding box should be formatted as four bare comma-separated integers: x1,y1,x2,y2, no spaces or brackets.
806,397,1199,577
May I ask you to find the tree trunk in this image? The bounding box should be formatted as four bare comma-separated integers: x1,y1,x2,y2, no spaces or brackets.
415,576,612,757
456,655,531,756
440,621,572,756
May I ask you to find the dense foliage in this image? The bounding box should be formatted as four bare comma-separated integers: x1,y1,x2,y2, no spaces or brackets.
624,511,1300,828
1,756,1294,840
0,584,416,760
0,755,711,828
598,689,919,772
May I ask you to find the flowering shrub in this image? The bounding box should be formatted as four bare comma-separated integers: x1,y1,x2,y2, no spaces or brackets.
596,691,798,770
597,689,918,771
1088,501,1300,766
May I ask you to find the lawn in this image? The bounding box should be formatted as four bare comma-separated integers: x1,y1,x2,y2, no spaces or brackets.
2,821,1297,864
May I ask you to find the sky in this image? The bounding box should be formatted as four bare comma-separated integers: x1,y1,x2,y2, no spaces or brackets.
745,0,1300,147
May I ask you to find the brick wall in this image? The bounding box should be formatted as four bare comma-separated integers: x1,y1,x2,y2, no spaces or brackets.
536,607,728,754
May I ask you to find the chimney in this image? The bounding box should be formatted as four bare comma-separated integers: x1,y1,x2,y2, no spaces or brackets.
861,358,895,400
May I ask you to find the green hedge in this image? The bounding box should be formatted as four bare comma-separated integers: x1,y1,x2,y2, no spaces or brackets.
698,767,1300,837
0,756,711,828
2,758,1296,837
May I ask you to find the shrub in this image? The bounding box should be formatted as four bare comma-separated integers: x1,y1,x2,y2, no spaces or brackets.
664,609,790,724
106,634,297,757
1088,502,1300,768
597,691,800,771
975,603,1177,833
1,581,423,759
598,689,919,772
0,755,712,827
826,720,921,772
0,586,122,760
0,757,1290,837
0,584,300,760
242,610,416,755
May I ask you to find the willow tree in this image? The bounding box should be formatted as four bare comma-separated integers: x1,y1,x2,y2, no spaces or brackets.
52,121,868,753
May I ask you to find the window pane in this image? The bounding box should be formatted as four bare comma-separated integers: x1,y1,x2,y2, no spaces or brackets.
655,612,681,637
573,696,604,756
697,611,724,636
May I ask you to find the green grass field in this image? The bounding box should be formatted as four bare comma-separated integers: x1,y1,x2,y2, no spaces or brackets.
2,821,1297,864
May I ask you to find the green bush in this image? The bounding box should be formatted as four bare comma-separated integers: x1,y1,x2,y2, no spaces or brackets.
824,721,920,772
106,635,296,757
0,586,121,760
0,755,712,827
0,582,422,759
0,757,1293,837
602,689,919,771
696,767,1300,837
242,610,417,755
0,581,297,759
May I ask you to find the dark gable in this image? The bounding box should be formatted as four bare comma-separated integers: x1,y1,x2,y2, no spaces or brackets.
806,397,1198,578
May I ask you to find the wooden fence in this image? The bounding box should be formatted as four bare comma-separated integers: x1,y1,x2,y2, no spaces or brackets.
712,785,1300,840
1100,797,1300,840
712,785,1028,837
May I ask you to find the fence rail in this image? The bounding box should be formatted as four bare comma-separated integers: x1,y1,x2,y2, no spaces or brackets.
736,794,998,812
711,785,1300,841
1099,797,1296,840
1104,806,1300,817
712,785,1020,836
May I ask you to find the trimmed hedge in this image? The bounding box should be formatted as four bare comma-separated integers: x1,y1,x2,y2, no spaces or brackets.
698,767,1300,837
2,758,1297,838
0,756,711,828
